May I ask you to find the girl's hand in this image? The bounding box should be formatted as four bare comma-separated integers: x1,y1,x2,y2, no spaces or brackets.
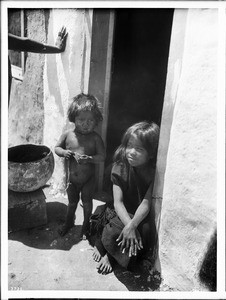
128,230,143,257
116,222,143,257
63,149,74,159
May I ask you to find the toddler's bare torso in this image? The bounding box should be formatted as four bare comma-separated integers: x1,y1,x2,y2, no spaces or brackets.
65,131,97,184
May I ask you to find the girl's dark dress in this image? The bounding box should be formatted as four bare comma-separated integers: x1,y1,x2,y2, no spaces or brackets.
98,162,157,269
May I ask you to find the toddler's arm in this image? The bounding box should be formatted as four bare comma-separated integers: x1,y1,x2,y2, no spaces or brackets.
55,133,74,159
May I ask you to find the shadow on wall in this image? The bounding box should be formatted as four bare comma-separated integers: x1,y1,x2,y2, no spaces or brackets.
61,11,88,100
199,230,217,291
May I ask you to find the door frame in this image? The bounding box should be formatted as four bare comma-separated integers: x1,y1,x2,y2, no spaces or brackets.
88,9,115,190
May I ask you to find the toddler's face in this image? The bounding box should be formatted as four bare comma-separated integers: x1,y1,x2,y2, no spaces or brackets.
126,134,150,167
75,111,96,134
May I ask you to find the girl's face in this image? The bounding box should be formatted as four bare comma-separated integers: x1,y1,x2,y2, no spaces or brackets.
126,134,150,167
74,111,96,134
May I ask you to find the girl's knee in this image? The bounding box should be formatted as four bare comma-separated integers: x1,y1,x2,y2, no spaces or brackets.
141,220,155,232
139,222,157,249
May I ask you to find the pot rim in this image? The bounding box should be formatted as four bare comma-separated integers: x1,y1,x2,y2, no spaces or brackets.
8,144,53,165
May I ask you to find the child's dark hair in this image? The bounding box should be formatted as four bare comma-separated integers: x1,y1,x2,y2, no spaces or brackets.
67,93,103,124
113,121,160,166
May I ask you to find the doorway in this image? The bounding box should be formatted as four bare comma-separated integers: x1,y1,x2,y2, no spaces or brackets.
105,9,174,166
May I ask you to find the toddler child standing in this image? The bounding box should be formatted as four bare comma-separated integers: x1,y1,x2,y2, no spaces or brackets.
55,93,105,239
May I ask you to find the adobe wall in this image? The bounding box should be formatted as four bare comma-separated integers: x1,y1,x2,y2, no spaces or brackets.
157,8,217,291
8,10,46,146
8,9,93,195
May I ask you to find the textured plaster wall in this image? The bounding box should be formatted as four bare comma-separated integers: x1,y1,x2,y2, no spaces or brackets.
43,9,93,194
158,9,217,291
8,10,46,146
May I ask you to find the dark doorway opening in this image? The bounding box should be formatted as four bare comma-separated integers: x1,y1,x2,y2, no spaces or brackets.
105,9,174,166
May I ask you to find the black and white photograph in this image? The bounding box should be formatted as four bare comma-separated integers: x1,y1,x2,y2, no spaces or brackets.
1,0,225,299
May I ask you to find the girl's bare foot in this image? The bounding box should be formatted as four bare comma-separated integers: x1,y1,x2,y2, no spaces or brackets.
97,254,112,274
92,246,101,262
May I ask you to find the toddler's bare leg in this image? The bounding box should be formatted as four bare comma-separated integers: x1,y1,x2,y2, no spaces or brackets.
59,182,80,236
59,203,76,236
81,202,92,239
81,177,95,239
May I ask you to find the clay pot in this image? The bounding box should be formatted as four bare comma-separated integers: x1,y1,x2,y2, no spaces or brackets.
8,144,55,192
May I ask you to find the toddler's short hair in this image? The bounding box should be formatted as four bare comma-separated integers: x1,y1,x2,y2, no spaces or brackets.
67,93,103,124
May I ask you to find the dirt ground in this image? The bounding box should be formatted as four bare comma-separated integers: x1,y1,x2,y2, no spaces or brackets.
8,187,161,292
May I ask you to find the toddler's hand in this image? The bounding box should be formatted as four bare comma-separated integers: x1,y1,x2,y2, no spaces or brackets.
73,152,83,163
77,154,92,164
63,149,74,159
